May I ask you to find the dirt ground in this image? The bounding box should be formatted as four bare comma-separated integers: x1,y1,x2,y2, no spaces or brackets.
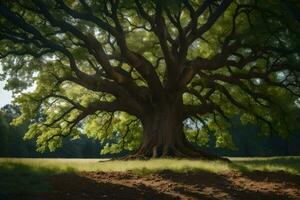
11,170,300,200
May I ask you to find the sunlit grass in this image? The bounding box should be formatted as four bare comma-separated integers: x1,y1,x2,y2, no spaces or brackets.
92,159,232,174
0,158,231,174
230,156,300,175
1,157,299,197
0,156,299,175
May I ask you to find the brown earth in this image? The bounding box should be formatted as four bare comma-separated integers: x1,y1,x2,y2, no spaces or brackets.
12,170,300,200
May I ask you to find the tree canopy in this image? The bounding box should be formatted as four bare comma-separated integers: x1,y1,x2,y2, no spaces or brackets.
0,0,300,158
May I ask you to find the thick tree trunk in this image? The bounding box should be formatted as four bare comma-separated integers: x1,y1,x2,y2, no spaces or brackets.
139,101,185,158
127,97,228,161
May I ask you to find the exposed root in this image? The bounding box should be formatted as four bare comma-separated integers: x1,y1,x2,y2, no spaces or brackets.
118,144,231,163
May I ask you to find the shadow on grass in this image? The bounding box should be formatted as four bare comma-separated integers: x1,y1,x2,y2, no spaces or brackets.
0,162,59,199
0,162,79,200
0,162,175,200
0,158,300,200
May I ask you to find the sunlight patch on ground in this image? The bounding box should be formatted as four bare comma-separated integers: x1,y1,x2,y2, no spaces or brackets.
0,158,230,174
0,156,299,175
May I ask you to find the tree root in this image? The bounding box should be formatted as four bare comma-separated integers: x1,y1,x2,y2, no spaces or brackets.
118,144,231,163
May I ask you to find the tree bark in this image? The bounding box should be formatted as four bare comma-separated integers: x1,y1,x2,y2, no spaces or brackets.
139,99,184,158
126,95,229,161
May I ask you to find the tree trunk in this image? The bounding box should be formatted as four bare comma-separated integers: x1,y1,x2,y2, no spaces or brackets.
139,100,185,158
127,96,228,161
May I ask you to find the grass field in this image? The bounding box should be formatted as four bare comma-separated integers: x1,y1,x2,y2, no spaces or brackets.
0,156,299,174
0,157,299,200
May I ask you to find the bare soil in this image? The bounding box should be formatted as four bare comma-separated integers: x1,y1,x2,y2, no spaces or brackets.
11,170,300,200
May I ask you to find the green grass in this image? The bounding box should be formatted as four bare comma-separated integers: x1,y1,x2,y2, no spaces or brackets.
230,156,300,174
0,158,231,174
0,157,299,196
0,162,54,196
0,156,299,175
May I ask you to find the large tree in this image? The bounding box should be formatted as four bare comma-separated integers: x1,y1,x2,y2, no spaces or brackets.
0,0,300,159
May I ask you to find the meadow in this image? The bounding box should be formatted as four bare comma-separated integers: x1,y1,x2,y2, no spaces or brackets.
0,157,299,200
1,156,299,174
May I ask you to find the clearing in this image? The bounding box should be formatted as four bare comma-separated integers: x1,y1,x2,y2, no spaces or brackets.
0,157,299,200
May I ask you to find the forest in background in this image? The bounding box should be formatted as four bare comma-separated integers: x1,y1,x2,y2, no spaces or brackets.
1,104,299,158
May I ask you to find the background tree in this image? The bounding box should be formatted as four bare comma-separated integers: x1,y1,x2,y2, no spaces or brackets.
0,0,299,159
0,104,103,158
0,108,10,156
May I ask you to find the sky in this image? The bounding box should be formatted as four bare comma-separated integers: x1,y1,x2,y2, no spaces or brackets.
0,64,35,108
0,80,12,108
0,64,12,108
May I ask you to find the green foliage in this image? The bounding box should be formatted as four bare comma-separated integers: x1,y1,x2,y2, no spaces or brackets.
185,115,237,150
0,0,299,155
0,105,104,158
0,113,9,156
84,112,142,154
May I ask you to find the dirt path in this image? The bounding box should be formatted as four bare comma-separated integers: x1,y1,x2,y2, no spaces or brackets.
13,170,300,200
